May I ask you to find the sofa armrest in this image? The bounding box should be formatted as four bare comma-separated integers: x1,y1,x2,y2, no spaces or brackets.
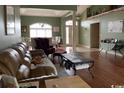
0,74,19,88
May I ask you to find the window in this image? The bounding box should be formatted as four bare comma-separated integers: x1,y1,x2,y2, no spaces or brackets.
66,20,78,26
30,23,52,38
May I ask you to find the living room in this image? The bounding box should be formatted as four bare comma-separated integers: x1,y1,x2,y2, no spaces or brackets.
0,2,124,90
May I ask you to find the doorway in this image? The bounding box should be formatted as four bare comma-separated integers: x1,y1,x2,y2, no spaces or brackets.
65,20,78,46
90,23,100,48
66,26,73,45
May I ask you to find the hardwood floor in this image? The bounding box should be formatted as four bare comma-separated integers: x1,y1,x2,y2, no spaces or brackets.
77,51,124,88
55,47,124,88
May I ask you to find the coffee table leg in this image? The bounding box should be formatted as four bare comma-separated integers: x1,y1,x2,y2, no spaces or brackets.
88,62,94,78
60,56,65,67
72,64,76,75
52,54,55,64
60,58,64,66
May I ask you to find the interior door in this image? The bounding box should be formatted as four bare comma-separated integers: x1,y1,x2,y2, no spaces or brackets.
90,23,100,48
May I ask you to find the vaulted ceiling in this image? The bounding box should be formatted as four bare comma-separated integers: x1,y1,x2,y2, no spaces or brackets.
20,8,71,17
20,5,90,17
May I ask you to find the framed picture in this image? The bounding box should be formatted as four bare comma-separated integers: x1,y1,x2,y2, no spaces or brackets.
52,27,59,32
4,5,15,35
108,20,123,33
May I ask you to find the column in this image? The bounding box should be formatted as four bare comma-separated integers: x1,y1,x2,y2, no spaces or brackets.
72,11,76,52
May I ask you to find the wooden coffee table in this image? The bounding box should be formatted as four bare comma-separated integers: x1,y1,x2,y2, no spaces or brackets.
45,75,91,88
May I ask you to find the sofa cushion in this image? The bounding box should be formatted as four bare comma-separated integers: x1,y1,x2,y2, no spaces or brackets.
18,42,28,51
0,74,19,88
25,52,32,60
24,57,31,68
17,65,30,80
12,46,25,60
0,49,22,76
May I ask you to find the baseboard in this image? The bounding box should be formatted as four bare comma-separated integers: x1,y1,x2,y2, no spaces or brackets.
77,44,90,48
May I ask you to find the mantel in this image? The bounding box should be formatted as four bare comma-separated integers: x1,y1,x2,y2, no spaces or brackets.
87,7,124,20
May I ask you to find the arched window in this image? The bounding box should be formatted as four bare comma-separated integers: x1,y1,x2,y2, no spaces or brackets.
30,23,52,38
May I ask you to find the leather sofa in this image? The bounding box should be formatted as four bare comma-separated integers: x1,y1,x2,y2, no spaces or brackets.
0,42,57,85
